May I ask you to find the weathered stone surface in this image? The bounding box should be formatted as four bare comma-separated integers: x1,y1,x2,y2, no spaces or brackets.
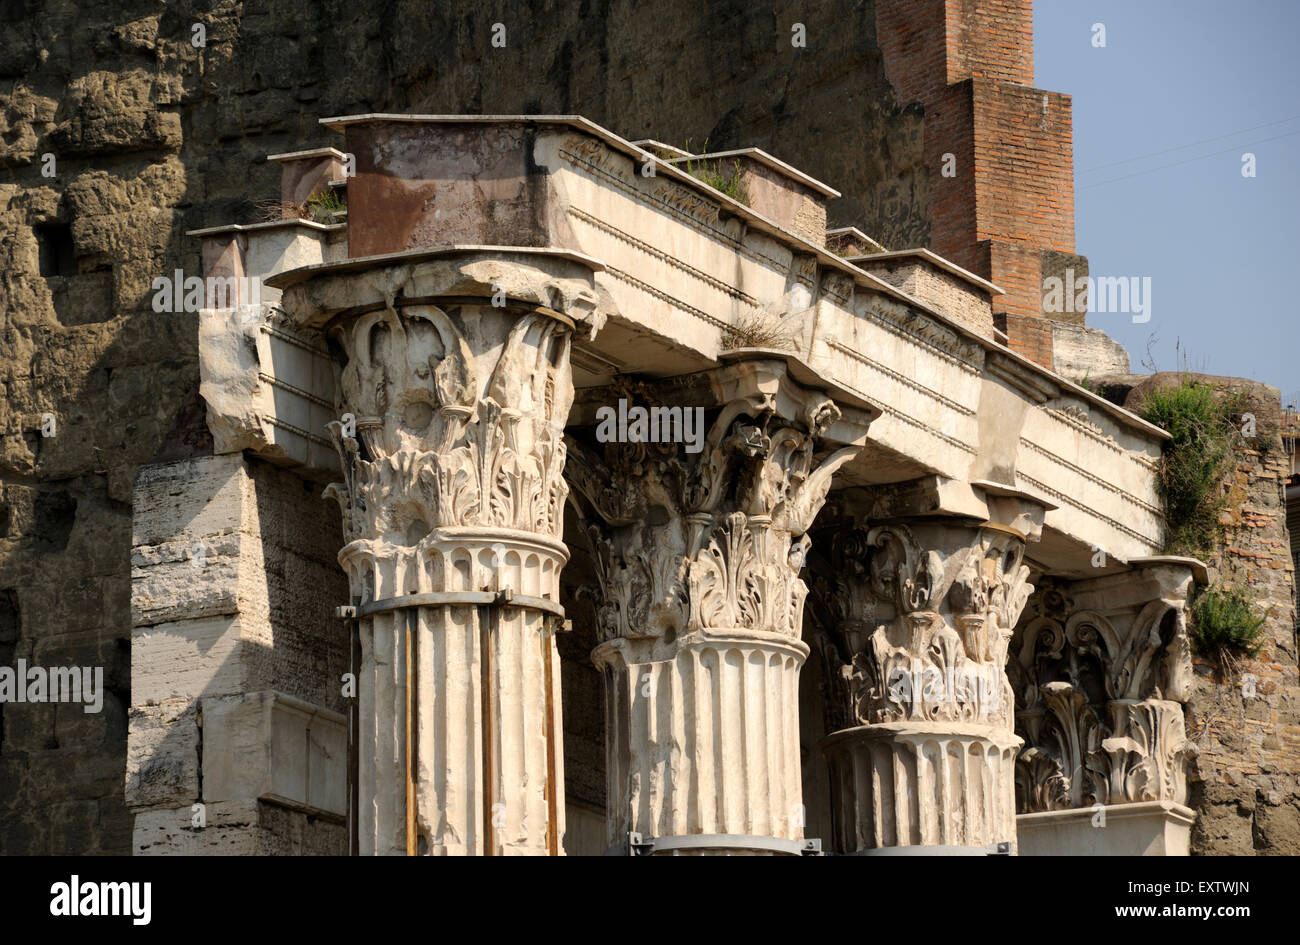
1018,801,1195,856
127,453,349,854
201,691,347,817
124,699,199,811
1052,322,1131,382
133,799,345,856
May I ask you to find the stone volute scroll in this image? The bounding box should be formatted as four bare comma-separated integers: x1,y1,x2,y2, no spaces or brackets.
1010,560,1203,819
272,247,604,855
565,357,876,855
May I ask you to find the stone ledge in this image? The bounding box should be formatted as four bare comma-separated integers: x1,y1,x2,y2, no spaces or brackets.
1017,800,1195,856
202,690,347,819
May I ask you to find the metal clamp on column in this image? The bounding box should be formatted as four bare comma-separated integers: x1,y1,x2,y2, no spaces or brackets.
849,841,1013,856
334,589,566,621
603,832,656,856
609,832,823,856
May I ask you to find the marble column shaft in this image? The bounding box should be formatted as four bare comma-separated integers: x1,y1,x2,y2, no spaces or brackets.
283,250,602,854
569,368,870,854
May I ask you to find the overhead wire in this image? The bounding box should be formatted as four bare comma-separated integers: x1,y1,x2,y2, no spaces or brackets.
1077,114,1300,174
1078,129,1300,189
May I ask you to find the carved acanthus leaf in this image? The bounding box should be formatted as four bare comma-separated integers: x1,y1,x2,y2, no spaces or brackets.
1012,581,1196,813
808,522,1029,730
571,393,858,643
327,306,572,545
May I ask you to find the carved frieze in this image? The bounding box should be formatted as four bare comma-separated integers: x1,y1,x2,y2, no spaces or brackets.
858,299,984,372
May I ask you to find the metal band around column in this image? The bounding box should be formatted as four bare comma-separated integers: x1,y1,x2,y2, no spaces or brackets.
335,590,567,621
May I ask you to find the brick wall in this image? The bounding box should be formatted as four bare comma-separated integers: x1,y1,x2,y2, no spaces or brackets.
876,0,950,104
876,0,1078,370
995,311,1055,367
971,82,1075,252
923,81,979,273
947,0,1034,87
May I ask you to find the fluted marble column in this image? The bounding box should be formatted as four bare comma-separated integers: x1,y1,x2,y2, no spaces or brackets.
568,364,873,854
280,248,603,854
809,518,1034,853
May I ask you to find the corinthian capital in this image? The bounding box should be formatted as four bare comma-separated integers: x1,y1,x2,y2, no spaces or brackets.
567,359,871,648
273,249,601,551
1011,560,1203,813
567,360,873,851
808,518,1032,731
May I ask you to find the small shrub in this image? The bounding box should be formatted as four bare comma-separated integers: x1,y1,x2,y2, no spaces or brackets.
683,139,749,204
1139,379,1240,556
306,189,346,224
1190,585,1266,659
688,158,748,203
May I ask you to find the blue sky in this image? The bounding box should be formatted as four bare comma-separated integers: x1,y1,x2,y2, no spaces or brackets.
1034,0,1299,407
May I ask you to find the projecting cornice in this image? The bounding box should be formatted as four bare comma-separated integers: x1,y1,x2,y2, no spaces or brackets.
315,113,1164,443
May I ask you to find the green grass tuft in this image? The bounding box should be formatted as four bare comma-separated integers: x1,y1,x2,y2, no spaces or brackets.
306,189,347,224
683,139,749,205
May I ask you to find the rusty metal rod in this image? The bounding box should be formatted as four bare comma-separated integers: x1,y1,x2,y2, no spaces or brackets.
544,616,559,856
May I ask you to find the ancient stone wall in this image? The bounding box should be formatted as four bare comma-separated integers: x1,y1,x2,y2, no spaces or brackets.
1186,401,1300,854
1,2,1289,857
128,453,349,855
0,0,927,855
1115,375,1300,855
